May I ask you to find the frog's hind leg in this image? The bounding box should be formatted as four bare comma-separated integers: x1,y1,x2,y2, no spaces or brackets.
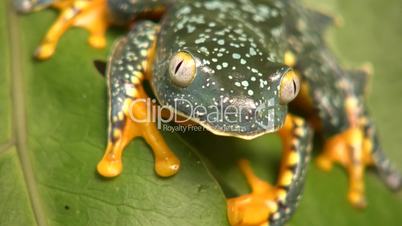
34,0,109,60
227,115,313,226
316,97,402,207
97,21,180,178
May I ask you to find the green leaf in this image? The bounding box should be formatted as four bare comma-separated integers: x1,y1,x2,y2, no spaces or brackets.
1,1,229,226
0,0,12,146
0,149,36,225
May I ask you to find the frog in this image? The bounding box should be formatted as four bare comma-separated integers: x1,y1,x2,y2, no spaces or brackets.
14,0,402,225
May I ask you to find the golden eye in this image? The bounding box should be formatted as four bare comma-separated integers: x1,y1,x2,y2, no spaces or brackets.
169,51,197,87
279,70,300,104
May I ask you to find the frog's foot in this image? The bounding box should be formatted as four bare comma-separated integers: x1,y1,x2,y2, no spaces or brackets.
227,160,292,226
316,126,372,207
227,115,312,226
317,97,402,207
35,0,109,59
227,160,282,226
97,85,180,178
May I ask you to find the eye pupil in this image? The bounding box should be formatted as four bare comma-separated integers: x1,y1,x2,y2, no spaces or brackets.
292,79,297,95
175,60,184,74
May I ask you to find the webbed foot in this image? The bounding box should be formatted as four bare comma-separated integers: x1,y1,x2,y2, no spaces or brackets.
34,0,109,59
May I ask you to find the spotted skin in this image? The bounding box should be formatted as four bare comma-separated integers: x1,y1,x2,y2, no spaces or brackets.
152,0,291,139
107,0,173,24
107,21,157,142
15,0,402,225
285,3,363,136
97,21,180,178
273,116,312,226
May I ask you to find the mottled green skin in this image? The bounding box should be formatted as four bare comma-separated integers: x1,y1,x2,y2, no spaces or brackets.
285,5,358,136
102,0,367,139
106,21,158,142
153,0,290,138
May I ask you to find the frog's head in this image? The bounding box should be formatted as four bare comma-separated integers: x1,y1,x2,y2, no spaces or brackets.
152,7,300,139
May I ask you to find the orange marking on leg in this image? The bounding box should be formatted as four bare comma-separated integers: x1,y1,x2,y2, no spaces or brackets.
97,119,140,177
316,123,375,208
73,0,109,49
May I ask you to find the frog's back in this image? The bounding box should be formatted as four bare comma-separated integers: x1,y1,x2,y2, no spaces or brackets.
283,0,369,136
157,0,288,62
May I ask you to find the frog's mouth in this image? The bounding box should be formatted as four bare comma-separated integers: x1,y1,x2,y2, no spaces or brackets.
161,99,287,140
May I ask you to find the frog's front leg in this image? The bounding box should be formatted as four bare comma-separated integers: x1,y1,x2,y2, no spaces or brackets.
16,0,168,60
227,114,313,226
97,21,180,178
316,97,402,207
30,0,109,59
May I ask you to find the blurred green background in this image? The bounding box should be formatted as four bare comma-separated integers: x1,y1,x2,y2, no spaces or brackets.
0,0,401,225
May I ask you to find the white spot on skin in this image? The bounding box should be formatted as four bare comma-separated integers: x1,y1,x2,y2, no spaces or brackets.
187,25,196,33
195,37,206,44
248,90,254,96
250,47,257,56
232,53,241,59
208,22,216,27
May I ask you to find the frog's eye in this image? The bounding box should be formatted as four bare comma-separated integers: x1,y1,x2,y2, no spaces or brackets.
279,70,300,104
169,51,197,87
